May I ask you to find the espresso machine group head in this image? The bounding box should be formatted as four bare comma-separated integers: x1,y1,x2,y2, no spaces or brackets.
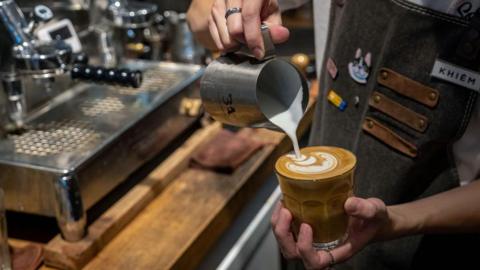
0,0,65,130
104,0,164,61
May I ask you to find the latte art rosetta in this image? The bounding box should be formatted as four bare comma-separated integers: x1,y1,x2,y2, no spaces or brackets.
286,152,338,175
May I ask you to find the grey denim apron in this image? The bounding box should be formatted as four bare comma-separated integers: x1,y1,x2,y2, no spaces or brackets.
307,0,480,269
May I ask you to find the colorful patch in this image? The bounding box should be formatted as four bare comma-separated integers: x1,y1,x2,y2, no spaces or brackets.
348,48,371,84
327,90,347,111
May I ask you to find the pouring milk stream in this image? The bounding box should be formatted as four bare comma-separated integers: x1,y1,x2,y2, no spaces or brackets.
257,86,304,159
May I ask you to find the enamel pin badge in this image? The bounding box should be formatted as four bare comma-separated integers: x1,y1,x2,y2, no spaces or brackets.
348,48,372,84
328,90,347,111
327,58,338,79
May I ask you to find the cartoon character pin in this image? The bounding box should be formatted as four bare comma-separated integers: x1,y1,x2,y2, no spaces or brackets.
348,48,372,84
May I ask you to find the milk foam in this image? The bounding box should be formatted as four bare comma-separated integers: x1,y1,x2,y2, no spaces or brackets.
285,152,338,175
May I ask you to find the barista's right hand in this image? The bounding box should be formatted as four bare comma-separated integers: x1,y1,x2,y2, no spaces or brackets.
209,0,290,59
271,198,390,269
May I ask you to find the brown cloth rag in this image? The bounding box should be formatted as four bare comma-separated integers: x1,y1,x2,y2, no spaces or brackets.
9,244,43,270
190,128,266,173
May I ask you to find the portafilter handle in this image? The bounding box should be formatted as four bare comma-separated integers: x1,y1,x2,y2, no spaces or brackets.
71,65,142,88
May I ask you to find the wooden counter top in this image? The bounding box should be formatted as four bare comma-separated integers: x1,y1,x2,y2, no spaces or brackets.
85,132,285,270
38,80,318,270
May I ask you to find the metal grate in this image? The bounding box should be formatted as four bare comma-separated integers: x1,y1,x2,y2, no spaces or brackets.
81,97,125,117
116,68,188,95
11,120,100,157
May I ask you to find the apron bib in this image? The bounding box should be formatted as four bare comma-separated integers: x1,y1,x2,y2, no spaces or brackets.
310,0,480,269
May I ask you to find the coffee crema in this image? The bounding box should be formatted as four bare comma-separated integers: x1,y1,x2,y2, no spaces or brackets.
275,146,356,180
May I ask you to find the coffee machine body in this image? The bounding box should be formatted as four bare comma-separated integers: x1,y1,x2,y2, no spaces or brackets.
0,0,204,242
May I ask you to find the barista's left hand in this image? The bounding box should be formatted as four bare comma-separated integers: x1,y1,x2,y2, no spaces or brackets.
271,197,390,269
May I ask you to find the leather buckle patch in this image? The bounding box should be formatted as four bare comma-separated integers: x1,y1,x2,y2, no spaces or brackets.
362,117,418,158
378,68,439,108
369,91,429,133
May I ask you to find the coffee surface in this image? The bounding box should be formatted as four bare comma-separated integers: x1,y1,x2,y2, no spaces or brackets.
276,146,356,180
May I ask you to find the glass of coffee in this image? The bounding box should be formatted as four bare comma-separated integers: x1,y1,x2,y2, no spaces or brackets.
275,146,356,250
0,189,12,270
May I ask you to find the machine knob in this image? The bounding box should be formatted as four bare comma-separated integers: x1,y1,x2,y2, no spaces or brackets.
116,69,143,88
34,5,53,22
71,65,142,88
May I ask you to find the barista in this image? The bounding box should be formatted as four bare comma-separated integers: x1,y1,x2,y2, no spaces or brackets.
188,0,480,269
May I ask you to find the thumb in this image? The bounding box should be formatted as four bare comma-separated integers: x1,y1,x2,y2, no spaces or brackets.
345,197,385,220
263,23,290,44
269,24,290,44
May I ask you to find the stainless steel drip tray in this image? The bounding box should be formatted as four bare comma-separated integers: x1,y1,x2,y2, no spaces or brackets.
0,60,203,220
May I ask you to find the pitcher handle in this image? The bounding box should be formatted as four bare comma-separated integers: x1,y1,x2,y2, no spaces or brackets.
237,23,276,60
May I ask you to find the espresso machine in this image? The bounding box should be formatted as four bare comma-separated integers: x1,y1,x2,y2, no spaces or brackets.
103,0,164,61
98,0,205,64
0,0,203,241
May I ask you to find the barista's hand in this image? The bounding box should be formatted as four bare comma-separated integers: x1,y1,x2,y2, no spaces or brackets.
271,197,390,269
209,0,290,59
187,0,218,50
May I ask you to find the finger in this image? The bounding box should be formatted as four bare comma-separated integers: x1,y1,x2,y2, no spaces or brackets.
260,0,280,21
208,15,224,50
296,223,324,269
260,2,289,44
262,21,290,44
345,197,384,220
226,0,244,42
323,240,355,265
273,208,298,259
211,0,238,49
241,0,264,59
270,201,282,226
296,224,361,268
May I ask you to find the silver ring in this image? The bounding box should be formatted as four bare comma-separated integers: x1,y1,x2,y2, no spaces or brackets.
225,7,242,19
325,249,336,268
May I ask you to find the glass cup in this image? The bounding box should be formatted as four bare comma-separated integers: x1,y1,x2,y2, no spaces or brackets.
0,189,11,270
275,146,356,250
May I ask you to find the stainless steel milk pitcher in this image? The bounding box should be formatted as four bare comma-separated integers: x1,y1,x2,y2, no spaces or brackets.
200,25,309,129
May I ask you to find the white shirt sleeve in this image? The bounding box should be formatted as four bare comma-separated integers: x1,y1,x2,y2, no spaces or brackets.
313,0,331,79
278,0,311,11
453,99,480,186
